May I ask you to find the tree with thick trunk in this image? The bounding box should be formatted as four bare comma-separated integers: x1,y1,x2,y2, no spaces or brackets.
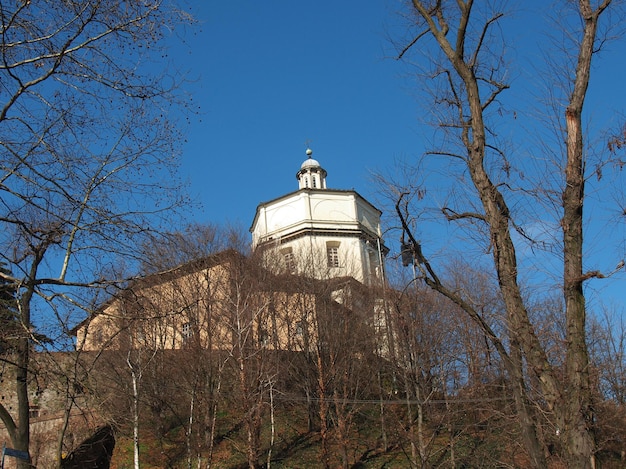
392,1,619,467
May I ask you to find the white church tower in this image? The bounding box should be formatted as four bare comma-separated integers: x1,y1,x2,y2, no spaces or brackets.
250,149,387,285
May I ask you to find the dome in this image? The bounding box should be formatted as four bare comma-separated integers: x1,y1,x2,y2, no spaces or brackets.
296,148,327,190
301,157,321,169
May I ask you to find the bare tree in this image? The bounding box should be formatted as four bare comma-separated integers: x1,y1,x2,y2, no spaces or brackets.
383,261,515,468
223,252,279,469
0,2,193,466
591,308,626,405
588,307,626,462
389,1,623,467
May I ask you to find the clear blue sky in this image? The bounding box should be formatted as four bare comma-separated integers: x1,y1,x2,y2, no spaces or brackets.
177,1,415,225
173,1,625,312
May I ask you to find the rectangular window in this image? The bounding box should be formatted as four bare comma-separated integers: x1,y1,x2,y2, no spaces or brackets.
182,322,192,343
284,251,296,273
29,405,41,419
369,251,379,278
327,246,339,268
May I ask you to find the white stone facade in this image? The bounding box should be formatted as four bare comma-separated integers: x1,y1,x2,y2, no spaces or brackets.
250,151,387,285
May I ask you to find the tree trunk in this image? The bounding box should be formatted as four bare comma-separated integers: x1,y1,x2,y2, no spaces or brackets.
127,355,141,469
399,0,615,467
266,378,275,469
560,2,606,466
15,333,31,469
316,350,331,469
15,281,39,469
186,388,195,469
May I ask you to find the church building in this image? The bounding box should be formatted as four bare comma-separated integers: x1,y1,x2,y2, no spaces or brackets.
74,148,389,353
250,149,388,285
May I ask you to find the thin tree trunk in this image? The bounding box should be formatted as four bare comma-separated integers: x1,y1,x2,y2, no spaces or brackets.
55,384,74,469
127,353,141,469
317,351,331,469
415,383,426,465
206,367,223,468
378,371,388,450
405,376,418,468
305,388,315,433
442,366,455,469
15,280,39,469
333,389,350,469
266,378,275,469
15,332,31,469
187,388,195,469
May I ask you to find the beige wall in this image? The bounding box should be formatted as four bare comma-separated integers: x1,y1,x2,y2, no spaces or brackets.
75,257,320,354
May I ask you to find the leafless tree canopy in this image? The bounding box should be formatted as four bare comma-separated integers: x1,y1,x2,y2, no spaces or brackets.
0,1,194,465
385,1,624,468
0,1,193,282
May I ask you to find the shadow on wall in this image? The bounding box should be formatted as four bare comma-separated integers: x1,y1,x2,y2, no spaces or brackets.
60,425,115,469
